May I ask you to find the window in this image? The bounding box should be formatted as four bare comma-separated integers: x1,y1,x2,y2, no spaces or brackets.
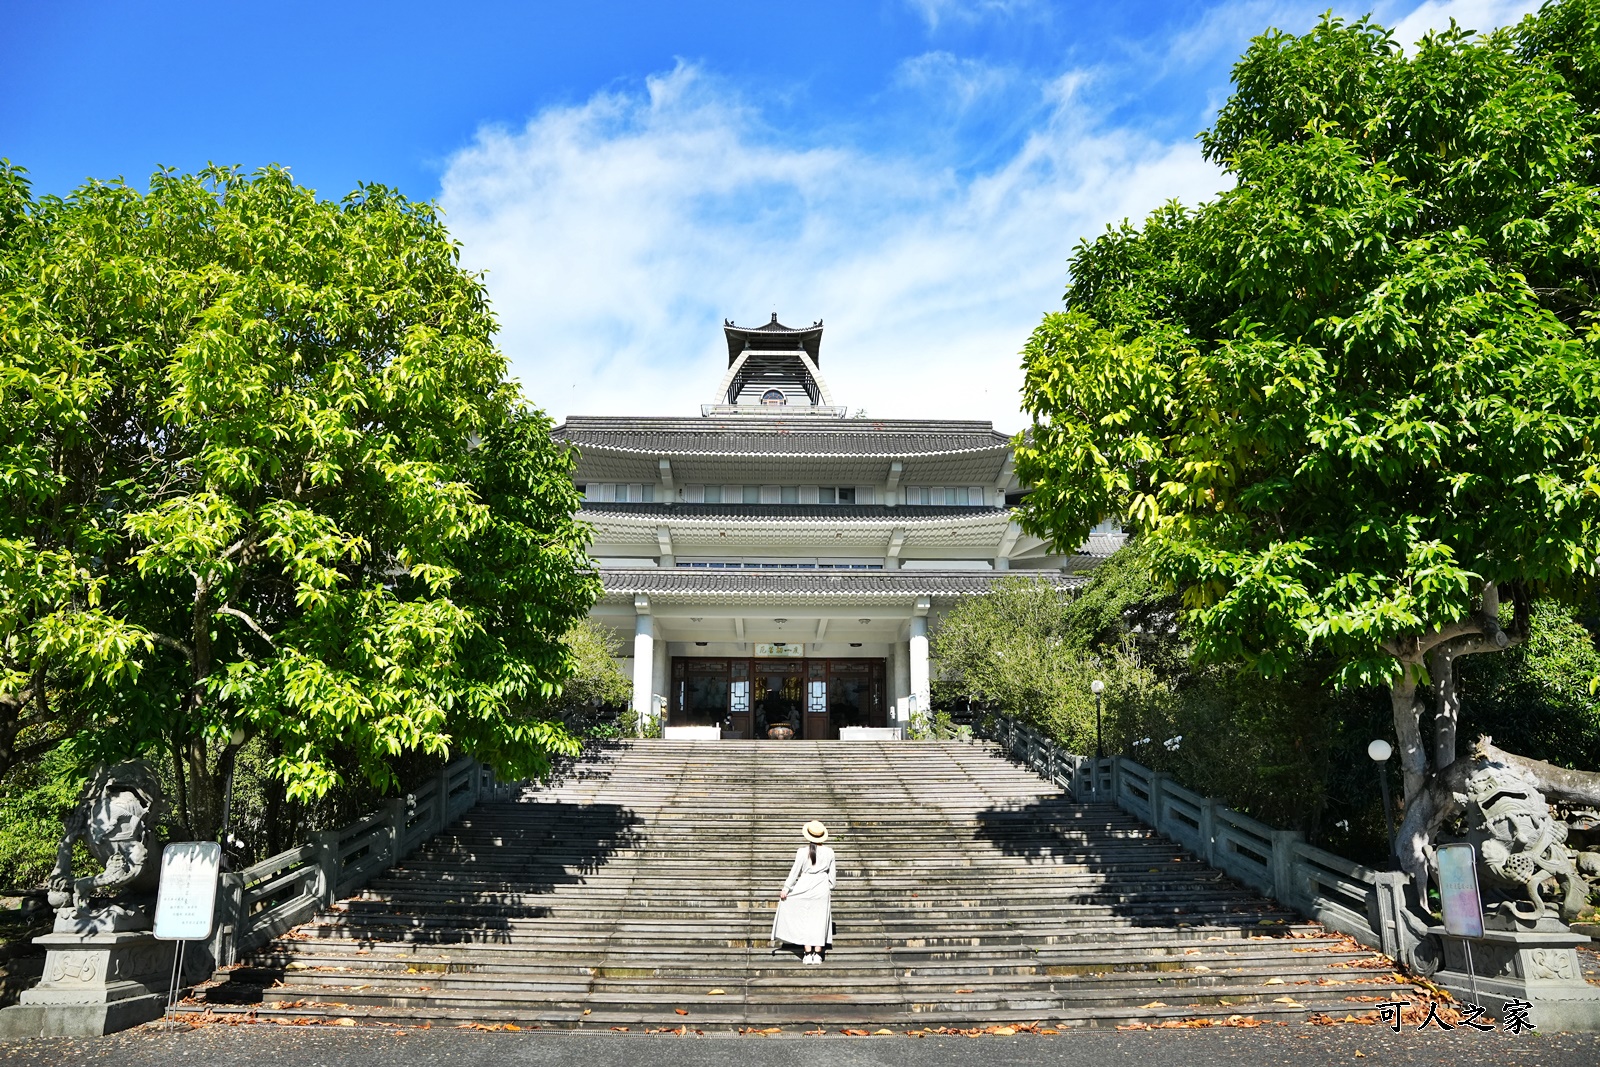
761,389,785,406
760,485,781,504
904,487,926,505
616,483,652,503
970,486,986,505
819,487,836,504
837,487,856,504
704,485,722,503
781,486,798,504
953,487,969,505
742,485,759,504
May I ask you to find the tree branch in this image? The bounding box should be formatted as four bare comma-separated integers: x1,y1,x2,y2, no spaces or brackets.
217,604,277,651
1474,736,1600,806
149,633,194,661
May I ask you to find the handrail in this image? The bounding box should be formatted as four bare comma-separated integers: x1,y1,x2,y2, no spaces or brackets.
975,712,1423,971
215,756,512,965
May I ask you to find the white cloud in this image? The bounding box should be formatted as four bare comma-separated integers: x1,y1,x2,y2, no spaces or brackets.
1383,0,1542,48
438,63,1224,432
904,0,1049,31
892,51,1018,114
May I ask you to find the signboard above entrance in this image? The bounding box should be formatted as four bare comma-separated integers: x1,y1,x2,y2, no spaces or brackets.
754,643,804,658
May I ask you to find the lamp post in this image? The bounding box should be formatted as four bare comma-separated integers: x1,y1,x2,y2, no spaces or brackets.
219,725,247,861
1091,680,1105,759
1368,738,1396,858
1090,679,1105,802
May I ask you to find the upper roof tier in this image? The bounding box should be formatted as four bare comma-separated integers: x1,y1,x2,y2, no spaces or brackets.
553,416,1014,485
715,314,836,414
724,314,824,365
557,416,1009,454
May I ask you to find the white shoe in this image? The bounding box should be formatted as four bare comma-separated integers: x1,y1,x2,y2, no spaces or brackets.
804,953,818,965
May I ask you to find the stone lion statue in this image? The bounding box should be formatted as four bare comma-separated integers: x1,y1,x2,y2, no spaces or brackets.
45,761,164,922
1459,761,1594,925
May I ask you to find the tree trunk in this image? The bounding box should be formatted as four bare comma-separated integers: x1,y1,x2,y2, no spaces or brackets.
1481,739,1600,805
1389,667,1429,803
185,736,223,842
1428,643,1460,772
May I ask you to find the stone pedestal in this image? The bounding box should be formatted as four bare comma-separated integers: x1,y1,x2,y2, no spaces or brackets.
0,930,174,1038
1430,927,1600,1032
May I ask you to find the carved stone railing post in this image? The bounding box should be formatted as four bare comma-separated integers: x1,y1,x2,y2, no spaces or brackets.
1197,797,1217,866
213,872,246,969
1269,829,1306,906
383,797,408,865
1148,771,1168,832
434,767,453,834
1369,870,1412,960
313,830,341,905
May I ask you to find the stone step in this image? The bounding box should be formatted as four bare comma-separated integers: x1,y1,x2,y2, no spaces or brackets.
204,740,1411,1029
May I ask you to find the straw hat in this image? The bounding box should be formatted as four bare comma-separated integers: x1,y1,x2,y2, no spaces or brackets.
802,820,830,843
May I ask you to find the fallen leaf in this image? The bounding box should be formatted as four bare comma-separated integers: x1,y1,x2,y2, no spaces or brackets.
581,1009,592,1016
331,1018,356,1027
993,1026,1016,1036
611,1027,629,1032
707,989,725,996
1265,977,1285,985
841,1028,870,1035
874,1028,893,1035
955,988,974,994
804,1029,825,1036
1140,1001,1168,1009
1192,965,1211,972
504,1024,521,1031
1354,1053,1366,1059
674,1008,688,1016
1272,997,1305,1007
1039,1028,1060,1035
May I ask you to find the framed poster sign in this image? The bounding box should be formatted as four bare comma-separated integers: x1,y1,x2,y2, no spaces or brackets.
154,841,222,941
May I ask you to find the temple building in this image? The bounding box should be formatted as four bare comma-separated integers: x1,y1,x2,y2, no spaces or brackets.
553,316,1120,739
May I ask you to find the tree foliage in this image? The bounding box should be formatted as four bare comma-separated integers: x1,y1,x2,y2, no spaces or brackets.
932,566,1169,756
1014,1,1600,829
0,163,597,839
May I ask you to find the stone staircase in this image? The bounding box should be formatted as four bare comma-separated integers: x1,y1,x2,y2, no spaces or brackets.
204,740,1415,1029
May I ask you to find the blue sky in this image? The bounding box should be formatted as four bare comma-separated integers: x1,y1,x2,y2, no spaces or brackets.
3,0,1542,429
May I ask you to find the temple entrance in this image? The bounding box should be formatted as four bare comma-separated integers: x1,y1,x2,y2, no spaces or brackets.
669,657,885,739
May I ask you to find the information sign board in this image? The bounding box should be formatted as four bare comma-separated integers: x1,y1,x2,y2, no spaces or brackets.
1436,841,1485,939
154,841,221,941
754,643,804,658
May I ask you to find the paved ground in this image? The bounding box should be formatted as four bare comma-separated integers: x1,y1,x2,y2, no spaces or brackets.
1,1022,1596,1067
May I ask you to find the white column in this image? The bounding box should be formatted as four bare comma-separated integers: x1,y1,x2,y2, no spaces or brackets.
891,645,910,725
909,616,930,726
632,612,655,730
653,636,669,729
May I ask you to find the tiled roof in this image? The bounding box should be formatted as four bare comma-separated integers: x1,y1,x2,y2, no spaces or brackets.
580,503,1008,522
724,315,824,363
600,568,1081,599
554,416,1011,458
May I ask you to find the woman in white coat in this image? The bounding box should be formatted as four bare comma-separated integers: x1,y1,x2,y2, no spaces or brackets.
773,821,836,965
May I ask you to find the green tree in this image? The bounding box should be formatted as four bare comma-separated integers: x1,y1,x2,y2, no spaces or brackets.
0,163,597,840
1013,1,1600,888
932,571,1169,756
